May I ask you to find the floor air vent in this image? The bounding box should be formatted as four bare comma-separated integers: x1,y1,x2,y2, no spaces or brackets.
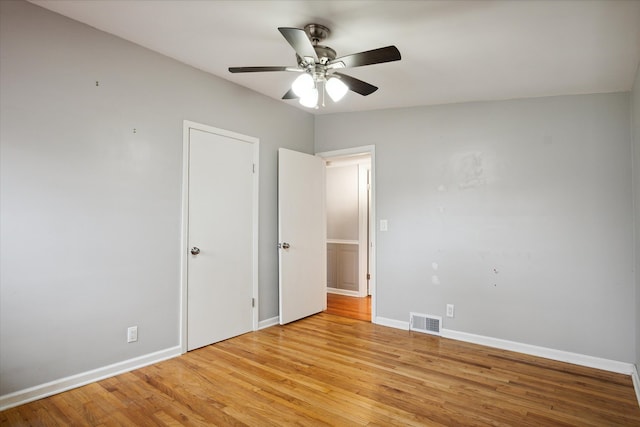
409,312,442,336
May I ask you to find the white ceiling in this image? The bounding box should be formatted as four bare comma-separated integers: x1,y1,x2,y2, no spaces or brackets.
30,0,640,115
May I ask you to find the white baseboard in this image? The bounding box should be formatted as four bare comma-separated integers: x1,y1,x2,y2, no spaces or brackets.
0,345,182,411
258,316,279,330
327,288,360,297
374,316,409,330
632,364,640,408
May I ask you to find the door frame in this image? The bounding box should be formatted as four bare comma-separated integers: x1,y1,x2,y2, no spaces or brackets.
180,120,259,353
316,145,377,322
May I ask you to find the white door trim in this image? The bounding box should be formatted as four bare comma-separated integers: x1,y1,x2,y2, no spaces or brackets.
316,145,376,321
180,120,259,354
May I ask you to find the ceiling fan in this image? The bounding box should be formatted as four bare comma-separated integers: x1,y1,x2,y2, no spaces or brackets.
229,24,401,108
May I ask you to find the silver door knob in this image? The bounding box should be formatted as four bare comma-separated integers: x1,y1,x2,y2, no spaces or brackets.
190,247,200,255
278,242,290,249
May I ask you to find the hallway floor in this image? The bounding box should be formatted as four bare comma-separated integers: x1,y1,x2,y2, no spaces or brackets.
325,293,371,321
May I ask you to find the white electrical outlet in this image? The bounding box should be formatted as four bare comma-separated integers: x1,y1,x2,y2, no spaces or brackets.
127,326,138,343
446,304,455,318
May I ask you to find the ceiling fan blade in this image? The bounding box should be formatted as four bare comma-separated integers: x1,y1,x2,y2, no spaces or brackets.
229,66,299,73
282,88,298,100
278,27,318,62
329,46,401,69
333,72,378,96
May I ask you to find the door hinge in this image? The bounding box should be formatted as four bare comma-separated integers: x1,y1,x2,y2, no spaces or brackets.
252,298,255,308
367,273,371,280
252,163,256,173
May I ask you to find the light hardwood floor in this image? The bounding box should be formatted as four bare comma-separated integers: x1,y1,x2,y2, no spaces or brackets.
2,313,639,426
325,293,371,321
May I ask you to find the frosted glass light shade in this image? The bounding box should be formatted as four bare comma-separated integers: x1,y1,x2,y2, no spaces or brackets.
299,88,318,108
326,77,348,102
292,73,315,98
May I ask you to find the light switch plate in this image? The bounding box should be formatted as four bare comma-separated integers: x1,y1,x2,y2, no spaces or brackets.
380,219,388,231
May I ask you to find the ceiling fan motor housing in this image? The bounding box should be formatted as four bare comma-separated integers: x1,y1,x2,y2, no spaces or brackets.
301,24,336,64
304,23,330,44
314,45,336,62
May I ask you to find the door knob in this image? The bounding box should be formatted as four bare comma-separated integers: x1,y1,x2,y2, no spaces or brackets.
278,242,290,249
190,247,200,255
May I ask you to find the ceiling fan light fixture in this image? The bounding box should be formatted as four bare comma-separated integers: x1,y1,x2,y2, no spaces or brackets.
299,88,318,108
229,24,401,109
291,73,315,98
326,77,348,102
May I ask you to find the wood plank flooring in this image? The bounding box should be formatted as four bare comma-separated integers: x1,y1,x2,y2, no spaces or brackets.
2,313,639,426
325,293,371,321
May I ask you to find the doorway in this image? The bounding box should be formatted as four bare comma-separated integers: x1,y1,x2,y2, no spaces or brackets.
317,146,376,322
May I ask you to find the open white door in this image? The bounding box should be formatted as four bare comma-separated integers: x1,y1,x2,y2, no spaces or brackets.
278,148,326,324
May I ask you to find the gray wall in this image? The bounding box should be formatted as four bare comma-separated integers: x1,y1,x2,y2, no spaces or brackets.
0,0,313,395
633,64,640,370
316,93,635,362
